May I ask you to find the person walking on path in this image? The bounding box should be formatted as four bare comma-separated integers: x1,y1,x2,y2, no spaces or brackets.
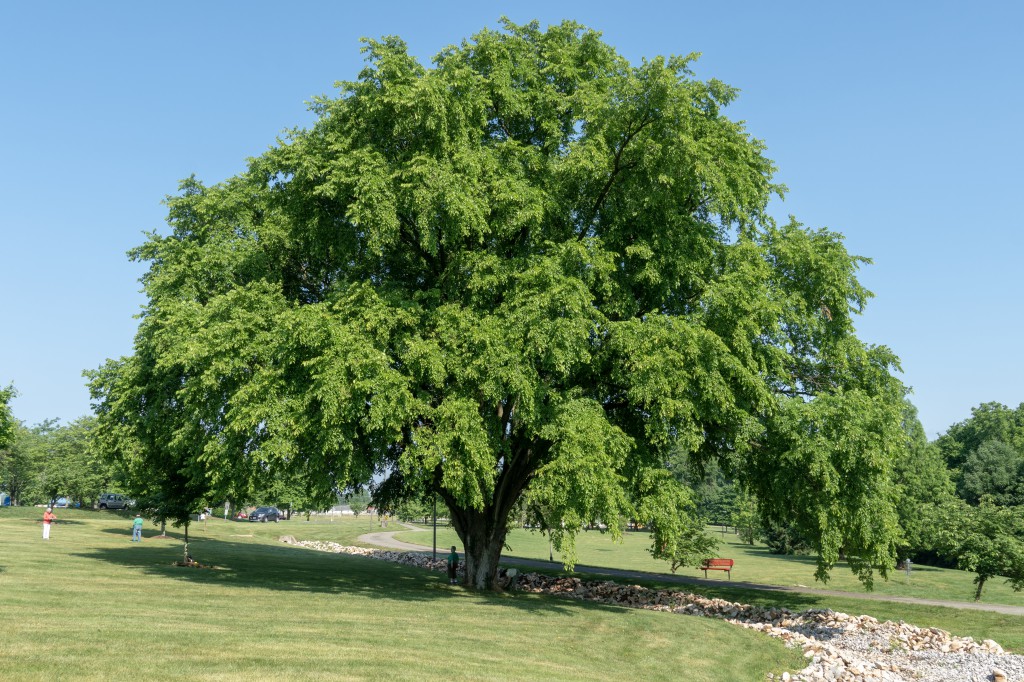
42,507,56,540
446,545,459,584
131,514,144,542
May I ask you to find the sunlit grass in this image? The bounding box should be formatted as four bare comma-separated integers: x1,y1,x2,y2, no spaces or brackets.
0,508,803,681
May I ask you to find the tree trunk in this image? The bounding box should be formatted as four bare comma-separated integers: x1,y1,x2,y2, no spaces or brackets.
974,575,987,601
444,469,530,589
436,437,536,590
451,506,509,590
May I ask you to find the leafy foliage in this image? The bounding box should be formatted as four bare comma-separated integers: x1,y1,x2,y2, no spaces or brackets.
760,519,811,555
0,385,14,451
90,19,907,589
937,402,1024,472
892,401,956,556
0,417,114,507
1,423,39,505
87,358,215,543
730,490,760,545
667,448,738,525
634,469,718,572
931,499,1024,601
394,497,432,524
960,440,1024,507
934,401,1024,511
346,490,371,517
34,417,111,505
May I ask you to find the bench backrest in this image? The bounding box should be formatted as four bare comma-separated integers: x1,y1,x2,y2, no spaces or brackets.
702,558,734,568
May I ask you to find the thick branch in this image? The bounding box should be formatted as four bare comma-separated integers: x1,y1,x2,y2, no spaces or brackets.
398,213,444,275
498,397,518,441
491,441,535,527
579,115,656,240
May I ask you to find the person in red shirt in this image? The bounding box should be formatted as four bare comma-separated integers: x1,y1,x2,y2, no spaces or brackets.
42,507,56,540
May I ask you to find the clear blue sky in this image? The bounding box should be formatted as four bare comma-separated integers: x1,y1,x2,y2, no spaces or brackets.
2,1,1021,439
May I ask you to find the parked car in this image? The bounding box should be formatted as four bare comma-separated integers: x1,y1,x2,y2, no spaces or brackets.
248,506,282,522
53,497,70,508
97,493,130,510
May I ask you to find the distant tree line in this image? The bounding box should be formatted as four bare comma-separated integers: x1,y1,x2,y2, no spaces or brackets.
3,381,1022,597
0,416,115,507
0,409,344,520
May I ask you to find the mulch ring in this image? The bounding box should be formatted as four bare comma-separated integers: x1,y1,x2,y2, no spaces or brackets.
172,560,215,569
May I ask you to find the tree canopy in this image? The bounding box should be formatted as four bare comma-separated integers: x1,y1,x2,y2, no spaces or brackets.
89,19,907,589
937,401,1024,472
0,385,14,451
1,424,36,505
960,440,1024,507
932,499,1024,601
892,401,955,555
935,401,1024,509
0,416,113,507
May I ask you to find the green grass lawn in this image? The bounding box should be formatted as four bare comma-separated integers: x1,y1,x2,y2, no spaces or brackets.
392,521,1024,607
0,508,803,681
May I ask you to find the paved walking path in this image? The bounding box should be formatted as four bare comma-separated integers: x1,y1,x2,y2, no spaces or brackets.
358,524,1024,616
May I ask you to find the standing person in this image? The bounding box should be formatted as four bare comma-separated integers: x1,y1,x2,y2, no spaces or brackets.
446,545,459,585
42,507,56,540
131,514,144,542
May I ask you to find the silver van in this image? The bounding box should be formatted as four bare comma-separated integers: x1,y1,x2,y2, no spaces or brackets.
97,493,129,510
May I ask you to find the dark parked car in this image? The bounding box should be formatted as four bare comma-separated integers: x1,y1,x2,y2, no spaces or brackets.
248,506,282,522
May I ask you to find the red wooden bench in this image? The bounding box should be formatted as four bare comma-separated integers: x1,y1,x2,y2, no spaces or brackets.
700,558,734,579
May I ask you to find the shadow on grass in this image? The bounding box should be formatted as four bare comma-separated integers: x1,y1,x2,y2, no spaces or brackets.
2,515,91,527
71,535,580,615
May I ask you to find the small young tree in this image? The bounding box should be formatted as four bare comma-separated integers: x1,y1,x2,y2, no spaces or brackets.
730,490,760,545
932,499,1024,601
347,490,371,517
87,358,216,564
